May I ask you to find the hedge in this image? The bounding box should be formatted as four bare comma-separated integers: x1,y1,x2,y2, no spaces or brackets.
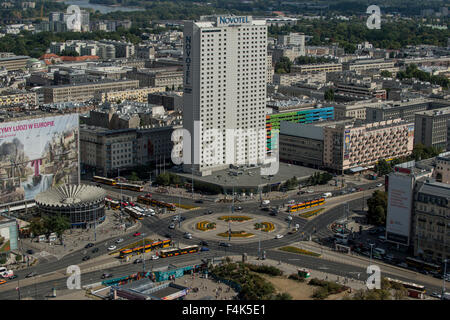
279,246,321,257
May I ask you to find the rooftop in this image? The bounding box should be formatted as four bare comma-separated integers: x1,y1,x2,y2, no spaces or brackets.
35,184,106,207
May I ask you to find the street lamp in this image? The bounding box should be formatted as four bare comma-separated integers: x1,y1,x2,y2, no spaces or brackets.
369,243,375,265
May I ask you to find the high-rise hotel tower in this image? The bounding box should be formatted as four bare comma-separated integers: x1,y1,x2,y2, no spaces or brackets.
183,16,267,176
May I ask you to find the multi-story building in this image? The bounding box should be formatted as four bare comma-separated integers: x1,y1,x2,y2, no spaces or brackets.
345,59,396,72
0,55,30,71
271,46,304,63
413,180,450,262
0,90,37,106
291,63,342,74
433,155,450,183
126,67,183,88
148,91,183,111
448,119,450,151
94,87,166,103
42,79,139,103
334,81,387,100
365,98,431,123
414,107,450,150
266,107,334,154
182,16,267,176
323,119,415,172
279,121,324,167
272,71,326,86
330,100,385,121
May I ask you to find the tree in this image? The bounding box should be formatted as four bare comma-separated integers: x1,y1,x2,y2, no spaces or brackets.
29,217,46,237
375,159,392,176
367,191,388,226
274,56,292,74
155,172,170,186
380,70,392,77
43,215,70,244
129,171,139,181
60,49,79,57
324,88,335,101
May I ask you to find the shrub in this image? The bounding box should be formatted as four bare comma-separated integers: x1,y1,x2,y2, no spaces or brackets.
279,246,321,257
15,254,22,262
246,264,283,276
312,286,329,299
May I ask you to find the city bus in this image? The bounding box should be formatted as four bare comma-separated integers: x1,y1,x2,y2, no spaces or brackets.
124,207,144,220
114,182,144,192
93,176,117,186
118,239,172,259
297,268,311,279
160,245,200,258
384,277,426,298
405,257,442,273
137,195,176,211
287,197,325,213
105,198,120,210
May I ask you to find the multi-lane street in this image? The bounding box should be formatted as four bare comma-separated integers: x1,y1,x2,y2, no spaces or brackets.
0,180,444,300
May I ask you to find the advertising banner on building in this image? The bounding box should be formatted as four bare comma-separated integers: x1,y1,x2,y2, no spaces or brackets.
386,173,414,246
0,114,79,204
344,130,351,160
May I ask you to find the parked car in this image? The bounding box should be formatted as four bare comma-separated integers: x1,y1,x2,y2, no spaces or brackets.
85,243,94,249
101,273,113,279
82,255,90,261
134,259,143,264
107,245,117,251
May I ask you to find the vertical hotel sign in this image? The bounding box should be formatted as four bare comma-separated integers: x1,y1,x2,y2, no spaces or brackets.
344,129,350,159
184,31,192,93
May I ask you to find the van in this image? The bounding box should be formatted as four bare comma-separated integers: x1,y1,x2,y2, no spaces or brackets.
322,192,332,198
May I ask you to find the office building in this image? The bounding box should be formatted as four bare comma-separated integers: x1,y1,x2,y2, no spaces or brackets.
414,107,450,150
291,63,342,74
183,16,267,176
0,55,30,71
95,87,166,103
433,155,450,183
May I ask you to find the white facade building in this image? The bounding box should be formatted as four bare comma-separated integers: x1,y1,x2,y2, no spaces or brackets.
183,16,267,176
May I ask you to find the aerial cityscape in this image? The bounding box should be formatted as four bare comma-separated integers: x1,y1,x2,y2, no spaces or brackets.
0,0,449,308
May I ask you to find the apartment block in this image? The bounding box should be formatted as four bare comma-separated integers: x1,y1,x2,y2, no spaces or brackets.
0,91,37,106
290,63,342,74
323,119,414,171
94,87,166,103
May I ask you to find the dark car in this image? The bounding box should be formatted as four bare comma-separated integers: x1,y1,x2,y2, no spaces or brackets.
199,240,209,246
195,200,204,204
219,242,231,247
92,248,99,253
8,275,18,280
82,255,90,261
25,272,37,278
134,259,143,264
85,243,94,249
164,233,172,239
101,273,113,279
180,217,186,222
234,206,243,211
207,210,213,214
26,249,34,255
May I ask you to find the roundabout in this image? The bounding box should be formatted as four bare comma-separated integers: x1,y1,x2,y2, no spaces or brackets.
179,212,289,243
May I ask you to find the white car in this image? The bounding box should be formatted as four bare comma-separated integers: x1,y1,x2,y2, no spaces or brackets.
275,234,284,239
286,216,293,221
115,238,124,244
288,199,295,204
307,190,314,193
376,183,383,187
107,245,117,251
151,255,159,260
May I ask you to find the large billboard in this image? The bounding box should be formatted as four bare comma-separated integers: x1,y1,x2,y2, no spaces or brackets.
0,114,79,204
386,173,414,246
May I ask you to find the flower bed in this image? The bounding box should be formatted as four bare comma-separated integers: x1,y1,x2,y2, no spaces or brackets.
218,216,252,222
217,231,254,238
196,221,216,231
254,222,275,232
279,246,321,257
299,208,325,218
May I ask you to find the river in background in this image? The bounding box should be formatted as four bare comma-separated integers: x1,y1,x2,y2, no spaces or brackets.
61,0,143,13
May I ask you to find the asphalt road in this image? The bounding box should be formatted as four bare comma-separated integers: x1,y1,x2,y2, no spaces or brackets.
4,179,441,300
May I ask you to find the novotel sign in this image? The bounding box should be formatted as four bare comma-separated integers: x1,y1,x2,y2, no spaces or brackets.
216,16,252,26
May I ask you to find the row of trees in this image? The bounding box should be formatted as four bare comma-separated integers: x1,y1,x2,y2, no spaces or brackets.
397,64,450,89
307,172,334,186
367,190,388,226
